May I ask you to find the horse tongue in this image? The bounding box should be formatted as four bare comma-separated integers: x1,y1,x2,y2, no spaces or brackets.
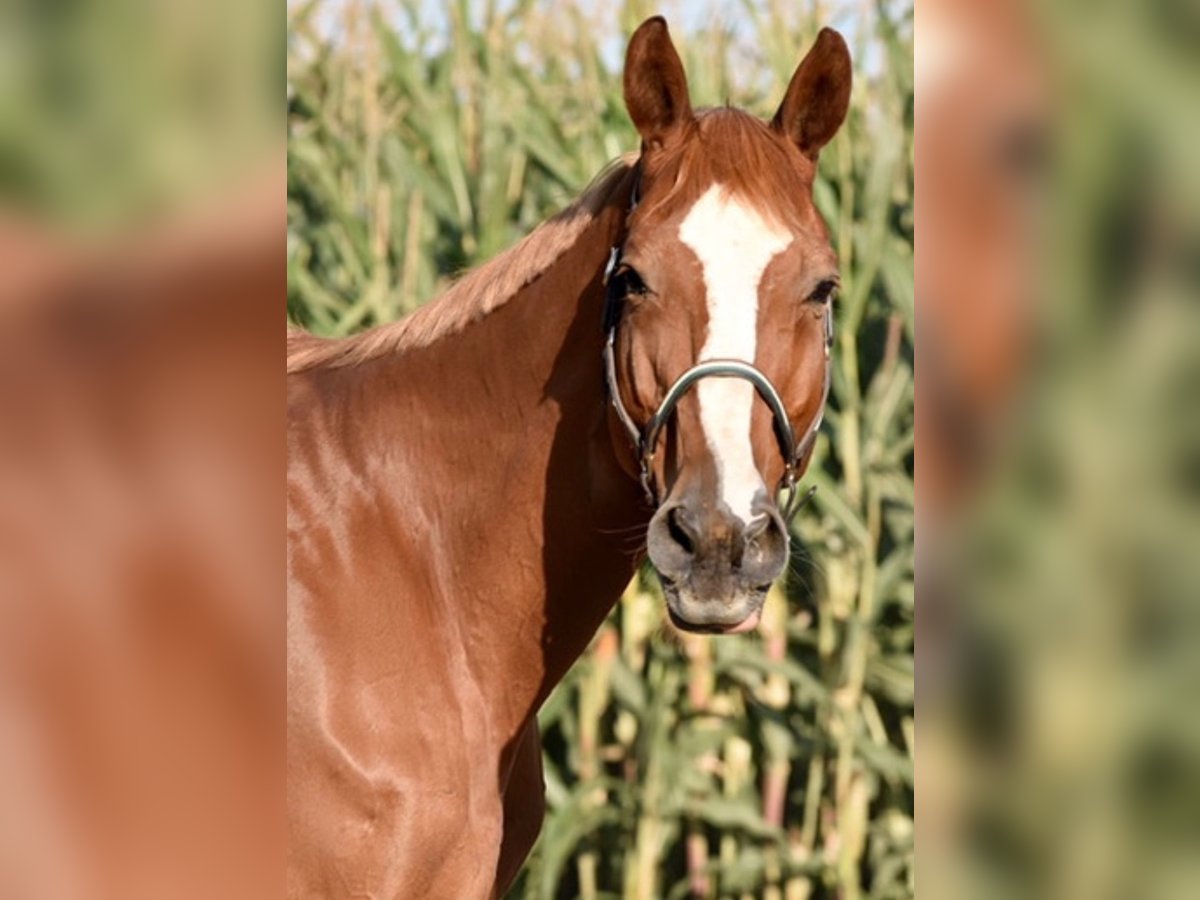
724,607,763,634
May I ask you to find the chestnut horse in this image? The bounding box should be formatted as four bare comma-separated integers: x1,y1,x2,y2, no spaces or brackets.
287,18,850,898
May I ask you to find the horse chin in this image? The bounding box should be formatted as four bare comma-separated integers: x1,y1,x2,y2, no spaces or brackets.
663,585,766,635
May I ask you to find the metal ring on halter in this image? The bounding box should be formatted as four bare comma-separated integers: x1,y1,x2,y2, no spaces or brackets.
640,361,822,522
641,360,798,467
604,333,828,521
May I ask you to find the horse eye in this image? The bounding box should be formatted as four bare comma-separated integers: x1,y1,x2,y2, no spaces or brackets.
807,279,838,304
614,266,649,298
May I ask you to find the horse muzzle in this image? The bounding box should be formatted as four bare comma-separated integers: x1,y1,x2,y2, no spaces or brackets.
647,497,789,633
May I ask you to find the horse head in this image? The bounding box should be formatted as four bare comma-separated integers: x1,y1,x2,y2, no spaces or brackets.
606,18,851,633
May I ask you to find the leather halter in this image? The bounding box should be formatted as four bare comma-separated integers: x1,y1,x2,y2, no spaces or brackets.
601,172,834,522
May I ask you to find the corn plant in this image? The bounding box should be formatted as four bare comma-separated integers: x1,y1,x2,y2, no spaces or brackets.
287,2,913,897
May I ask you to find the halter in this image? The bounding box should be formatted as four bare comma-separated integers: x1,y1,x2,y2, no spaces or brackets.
601,171,834,523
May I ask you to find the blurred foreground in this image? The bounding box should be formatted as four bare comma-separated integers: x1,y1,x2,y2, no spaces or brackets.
1,1,281,897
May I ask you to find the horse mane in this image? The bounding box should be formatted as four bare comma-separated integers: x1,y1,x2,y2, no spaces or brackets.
287,154,637,373
287,112,814,374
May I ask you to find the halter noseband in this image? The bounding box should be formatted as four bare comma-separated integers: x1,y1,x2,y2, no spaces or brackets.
601,171,833,523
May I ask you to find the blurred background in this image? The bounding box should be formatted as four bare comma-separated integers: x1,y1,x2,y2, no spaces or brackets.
287,1,914,898
0,0,278,230
918,1,1200,899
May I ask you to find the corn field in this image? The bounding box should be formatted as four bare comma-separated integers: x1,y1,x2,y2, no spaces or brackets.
287,1,914,898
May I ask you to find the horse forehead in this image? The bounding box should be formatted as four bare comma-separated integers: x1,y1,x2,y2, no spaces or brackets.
676,185,794,296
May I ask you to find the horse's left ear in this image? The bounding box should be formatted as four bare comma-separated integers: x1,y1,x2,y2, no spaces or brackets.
772,28,852,161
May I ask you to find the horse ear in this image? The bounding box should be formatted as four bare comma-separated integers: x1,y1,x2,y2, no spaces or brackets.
623,17,693,151
772,28,852,161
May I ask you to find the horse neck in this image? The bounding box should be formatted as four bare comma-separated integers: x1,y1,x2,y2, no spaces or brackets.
356,187,647,738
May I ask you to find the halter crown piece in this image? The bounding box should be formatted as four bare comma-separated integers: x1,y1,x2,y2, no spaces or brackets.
600,168,834,523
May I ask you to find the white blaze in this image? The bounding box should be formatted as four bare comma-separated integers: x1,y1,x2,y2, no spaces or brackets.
678,185,792,524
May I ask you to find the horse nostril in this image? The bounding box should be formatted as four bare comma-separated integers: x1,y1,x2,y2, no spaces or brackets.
741,512,788,582
667,506,698,556
646,504,703,581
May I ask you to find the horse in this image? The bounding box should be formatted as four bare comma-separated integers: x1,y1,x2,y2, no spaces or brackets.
287,17,851,898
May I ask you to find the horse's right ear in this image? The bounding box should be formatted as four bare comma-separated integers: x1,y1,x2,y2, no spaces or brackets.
623,17,693,152
772,28,852,161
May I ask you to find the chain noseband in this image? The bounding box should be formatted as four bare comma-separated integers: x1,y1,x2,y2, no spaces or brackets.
601,173,833,523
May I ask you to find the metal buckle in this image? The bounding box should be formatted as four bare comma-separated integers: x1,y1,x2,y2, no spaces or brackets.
782,482,818,524
638,454,654,505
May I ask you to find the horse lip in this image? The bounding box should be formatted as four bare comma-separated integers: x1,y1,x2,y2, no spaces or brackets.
666,604,727,634
665,597,763,635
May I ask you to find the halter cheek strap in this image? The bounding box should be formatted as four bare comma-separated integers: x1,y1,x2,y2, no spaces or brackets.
601,173,834,522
